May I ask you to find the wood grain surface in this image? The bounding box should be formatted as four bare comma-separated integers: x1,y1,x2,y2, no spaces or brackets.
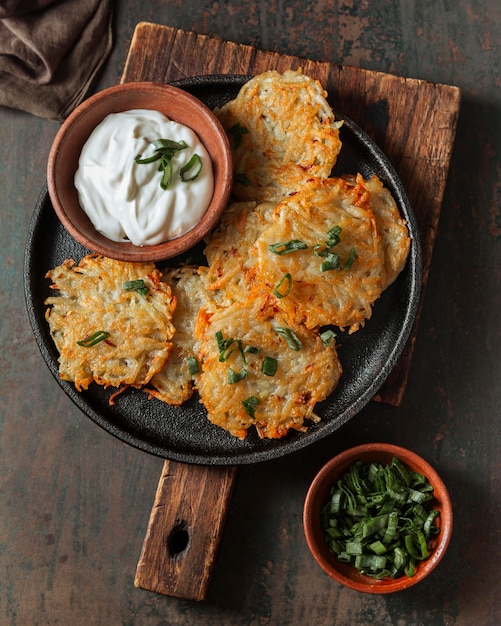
135,461,237,600
124,23,461,601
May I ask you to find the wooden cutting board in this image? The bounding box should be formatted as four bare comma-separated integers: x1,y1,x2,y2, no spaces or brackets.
123,22,461,601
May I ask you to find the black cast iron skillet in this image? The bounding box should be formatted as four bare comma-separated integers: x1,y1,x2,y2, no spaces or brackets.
24,75,422,466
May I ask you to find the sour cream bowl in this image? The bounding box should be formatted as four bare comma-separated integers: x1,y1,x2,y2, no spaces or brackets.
47,82,233,262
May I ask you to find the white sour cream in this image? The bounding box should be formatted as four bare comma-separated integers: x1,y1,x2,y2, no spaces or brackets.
74,109,214,246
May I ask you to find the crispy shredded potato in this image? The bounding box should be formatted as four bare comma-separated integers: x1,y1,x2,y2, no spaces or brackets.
252,176,386,332
204,176,390,332
195,295,342,439
203,200,276,305
45,255,176,391
215,69,343,203
344,174,411,289
146,266,211,405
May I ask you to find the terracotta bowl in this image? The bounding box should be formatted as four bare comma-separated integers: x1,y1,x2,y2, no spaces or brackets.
303,443,453,593
47,82,233,262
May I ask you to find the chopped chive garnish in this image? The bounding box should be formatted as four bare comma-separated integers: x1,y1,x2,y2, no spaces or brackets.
321,457,441,579
215,331,248,363
135,138,187,165
179,154,203,181
186,356,199,375
242,395,260,418
273,272,292,299
77,330,110,347
152,138,188,152
345,247,357,269
314,225,342,257
123,279,149,296
268,240,308,255
275,327,302,351
227,367,248,384
320,252,341,272
160,155,174,189
313,244,329,257
320,329,337,345
326,225,342,245
261,356,278,376
135,138,201,190
228,122,249,149
134,152,160,164
218,338,240,362
215,330,225,352
244,345,261,355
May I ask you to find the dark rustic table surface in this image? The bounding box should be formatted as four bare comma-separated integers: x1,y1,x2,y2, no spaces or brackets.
1,1,500,625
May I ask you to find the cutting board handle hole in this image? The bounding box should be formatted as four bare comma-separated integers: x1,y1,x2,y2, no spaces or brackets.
167,522,189,556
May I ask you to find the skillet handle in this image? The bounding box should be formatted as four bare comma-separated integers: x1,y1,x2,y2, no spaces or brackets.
135,459,238,601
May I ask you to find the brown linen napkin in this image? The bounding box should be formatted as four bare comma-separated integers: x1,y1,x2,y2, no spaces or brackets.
0,0,112,121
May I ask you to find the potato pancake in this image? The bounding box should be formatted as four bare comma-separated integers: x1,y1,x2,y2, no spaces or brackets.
216,69,343,203
203,200,275,304
195,295,342,439
147,266,211,405
251,176,386,331
344,174,411,288
45,255,176,391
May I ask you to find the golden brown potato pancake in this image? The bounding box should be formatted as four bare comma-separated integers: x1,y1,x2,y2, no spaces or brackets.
251,176,386,332
146,266,211,405
194,295,342,439
45,255,175,391
203,200,276,305
216,69,343,203
344,174,411,289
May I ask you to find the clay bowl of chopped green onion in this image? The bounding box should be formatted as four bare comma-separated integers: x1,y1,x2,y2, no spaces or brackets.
47,82,233,262
303,443,453,593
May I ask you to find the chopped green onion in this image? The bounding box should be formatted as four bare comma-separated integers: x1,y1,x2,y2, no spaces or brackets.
242,395,260,418
313,244,329,257
369,540,387,556
320,457,441,579
123,279,149,296
228,122,249,149
218,338,240,362
215,330,236,355
273,273,292,299
152,138,188,152
320,329,337,346
243,345,260,355
345,247,357,269
160,155,174,189
186,356,199,375
320,252,341,272
179,154,203,181
424,510,440,537
275,327,302,351
77,330,110,347
326,225,342,245
135,138,202,190
135,138,187,164
268,240,308,255
314,225,342,257
261,356,278,376
227,367,248,384
215,330,226,352
134,152,161,165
